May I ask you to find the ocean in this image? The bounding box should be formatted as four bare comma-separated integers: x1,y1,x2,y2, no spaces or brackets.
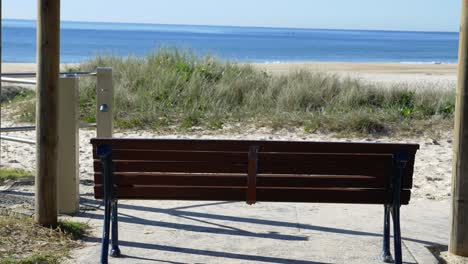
2,19,459,64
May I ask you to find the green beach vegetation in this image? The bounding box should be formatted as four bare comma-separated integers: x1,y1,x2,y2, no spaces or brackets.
0,168,33,184
11,49,455,136
0,216,89,264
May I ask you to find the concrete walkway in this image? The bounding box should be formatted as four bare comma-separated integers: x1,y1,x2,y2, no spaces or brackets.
68,196,448,264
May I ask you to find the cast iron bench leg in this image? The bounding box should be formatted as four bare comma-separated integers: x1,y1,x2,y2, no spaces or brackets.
98,145,113,264
100,198,111,264
110,200,121,257
381,204,393,263
392,205,402,264
391,151,406,264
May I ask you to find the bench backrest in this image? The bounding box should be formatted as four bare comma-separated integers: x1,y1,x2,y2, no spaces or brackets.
91,138,419,205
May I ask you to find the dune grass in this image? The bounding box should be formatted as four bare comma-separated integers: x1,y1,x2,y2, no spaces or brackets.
12,49,456,136
0,216,89,264
0,168,33,184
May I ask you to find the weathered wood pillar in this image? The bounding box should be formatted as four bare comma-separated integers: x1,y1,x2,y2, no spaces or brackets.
35,0,60,227
450,0,468,256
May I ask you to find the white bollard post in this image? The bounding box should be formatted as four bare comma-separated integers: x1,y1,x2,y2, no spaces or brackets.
96,68,114,138
57,76,80,214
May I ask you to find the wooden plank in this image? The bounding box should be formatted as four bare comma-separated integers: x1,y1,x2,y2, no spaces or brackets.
94,160,248,173
94,158,389,178
93,186,410,204
93,149,248,162
258,153,392,176
94,173,247,186
94,173,386,188
94,153,393,178
257,174,385,188
95,186,246,201
91,138,419,154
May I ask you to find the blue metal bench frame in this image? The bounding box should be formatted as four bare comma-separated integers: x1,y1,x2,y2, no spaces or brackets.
95,144,411,264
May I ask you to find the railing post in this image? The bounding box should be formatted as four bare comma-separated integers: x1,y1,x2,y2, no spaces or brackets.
96,68,114,138
57,76,80,214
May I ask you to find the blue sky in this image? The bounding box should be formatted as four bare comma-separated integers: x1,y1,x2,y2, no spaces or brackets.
4,0,461,32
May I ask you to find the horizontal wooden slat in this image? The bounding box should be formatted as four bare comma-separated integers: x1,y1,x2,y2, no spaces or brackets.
94,173,386,188
257,175,383,188
94,173,247,186
93,186,411,204
92,152,394,176
91,138,419,154
93,150,248,162
94,160,248,173
258,153,392,176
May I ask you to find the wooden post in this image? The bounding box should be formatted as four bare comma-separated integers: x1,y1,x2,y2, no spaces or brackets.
1,0,2,139
57,76,79,214
450,0,468,256
35,0,60,227
96,68,114,138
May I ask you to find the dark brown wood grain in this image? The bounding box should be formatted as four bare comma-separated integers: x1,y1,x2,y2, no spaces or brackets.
94,173,386,188
91,138,418,205
91,138,419,154
94,186,411,205
95,149,248,162
93,160,248,173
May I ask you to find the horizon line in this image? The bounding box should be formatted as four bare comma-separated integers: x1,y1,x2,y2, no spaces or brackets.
3,17,458,34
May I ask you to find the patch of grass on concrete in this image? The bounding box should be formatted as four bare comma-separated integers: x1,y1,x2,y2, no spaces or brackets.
0,216,89,264
12,49,456,136
57,220,89,240
0,168,33,184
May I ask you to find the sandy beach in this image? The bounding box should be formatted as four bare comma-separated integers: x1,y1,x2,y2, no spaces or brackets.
1,63,79,74
2,61,458,87
0,61,458,202
253,61,457,89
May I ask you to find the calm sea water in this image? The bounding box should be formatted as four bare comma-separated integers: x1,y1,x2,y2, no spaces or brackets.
2,19,459,64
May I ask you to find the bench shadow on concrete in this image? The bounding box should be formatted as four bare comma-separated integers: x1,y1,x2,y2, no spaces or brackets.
83,236,331,264
77,195,439,247
2,191,435,263
4,191,441,246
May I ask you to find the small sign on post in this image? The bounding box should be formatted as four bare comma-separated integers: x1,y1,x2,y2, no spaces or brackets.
57,76,80,214
96,68,114,138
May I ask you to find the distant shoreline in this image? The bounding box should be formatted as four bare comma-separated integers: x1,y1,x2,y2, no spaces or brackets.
2,61,457,89
2,61,457,72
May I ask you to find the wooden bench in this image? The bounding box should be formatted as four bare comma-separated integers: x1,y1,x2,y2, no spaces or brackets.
91,138,419,264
